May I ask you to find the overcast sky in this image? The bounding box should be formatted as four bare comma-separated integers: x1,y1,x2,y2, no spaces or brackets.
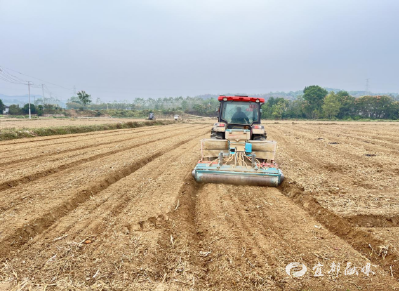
0,0,398,101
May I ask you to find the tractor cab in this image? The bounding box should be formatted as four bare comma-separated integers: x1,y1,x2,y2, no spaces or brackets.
211,95,266,140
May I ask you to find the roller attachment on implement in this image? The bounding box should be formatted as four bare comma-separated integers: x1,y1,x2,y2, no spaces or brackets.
192,138,284,187
192,164,284,186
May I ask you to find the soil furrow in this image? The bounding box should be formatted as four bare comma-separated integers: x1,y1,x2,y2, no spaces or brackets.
0,124,191,166
0,120,397,291
281,124,399,153
278,178,399,279
192,183,397,290
0,128,209,260
42,137,202,245
0,127,151,152
0,125,165,157
267,125,398,217
0,125,203,191
0,133,207,290
0,120,173,145
0,126,138,146
0,126,208,215
344,214,399,228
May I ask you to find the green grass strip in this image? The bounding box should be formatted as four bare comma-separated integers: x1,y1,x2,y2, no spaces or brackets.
0,120,179,141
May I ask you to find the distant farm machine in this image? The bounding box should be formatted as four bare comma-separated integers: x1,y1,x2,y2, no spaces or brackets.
192,95,284,186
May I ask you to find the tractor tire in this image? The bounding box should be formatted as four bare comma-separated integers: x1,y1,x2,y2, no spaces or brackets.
252,134,267,141
210,131,224,139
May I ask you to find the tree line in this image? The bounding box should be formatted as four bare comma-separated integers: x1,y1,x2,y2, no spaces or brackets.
261,86,398,120
1,86,398,120
0,101,63,116
66,93,221,117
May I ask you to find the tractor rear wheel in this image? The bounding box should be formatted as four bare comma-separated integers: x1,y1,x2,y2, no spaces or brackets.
252,134,267,141
210,131,224,139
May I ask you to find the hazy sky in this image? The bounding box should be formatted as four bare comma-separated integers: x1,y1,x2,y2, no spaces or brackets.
0,0,398,101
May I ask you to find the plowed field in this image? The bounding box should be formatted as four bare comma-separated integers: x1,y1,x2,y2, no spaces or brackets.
0,122,398,290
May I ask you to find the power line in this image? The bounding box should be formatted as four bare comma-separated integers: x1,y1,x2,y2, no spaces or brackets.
0,68,66,104
0,74,22,84
0,73,21,84
2,69,28,83
0,65,72,91
0,70,27,84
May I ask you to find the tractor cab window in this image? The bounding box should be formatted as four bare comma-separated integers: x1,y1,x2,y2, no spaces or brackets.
221,102,259,124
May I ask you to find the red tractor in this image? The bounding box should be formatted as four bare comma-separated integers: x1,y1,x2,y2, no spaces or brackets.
192,95,284,186
210,95,267,141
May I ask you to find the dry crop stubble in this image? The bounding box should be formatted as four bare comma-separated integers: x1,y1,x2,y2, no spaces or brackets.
0,125,209,257
0,124,177,162
0,118,149,129
0,121,398,290
0,124,198,188
0,125,210,290
268,123,398,217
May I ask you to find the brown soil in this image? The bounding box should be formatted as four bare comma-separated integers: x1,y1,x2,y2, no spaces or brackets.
0,121,398,290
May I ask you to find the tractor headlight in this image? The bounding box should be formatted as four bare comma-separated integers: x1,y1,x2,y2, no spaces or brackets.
223,97,227,101
256,99,260,103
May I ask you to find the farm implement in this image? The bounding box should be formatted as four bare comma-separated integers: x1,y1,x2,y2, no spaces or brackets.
192,95,284,186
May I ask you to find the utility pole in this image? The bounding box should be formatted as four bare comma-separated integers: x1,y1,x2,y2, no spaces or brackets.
27,81,32,119
42,84,46,105
365,78,370,95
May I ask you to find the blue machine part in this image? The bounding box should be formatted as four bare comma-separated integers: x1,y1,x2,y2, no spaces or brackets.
225,129,251,133
245,142,252,153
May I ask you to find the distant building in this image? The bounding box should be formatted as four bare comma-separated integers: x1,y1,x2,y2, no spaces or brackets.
3,106,9,114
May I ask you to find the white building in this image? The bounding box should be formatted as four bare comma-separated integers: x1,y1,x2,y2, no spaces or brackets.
3,106,9,114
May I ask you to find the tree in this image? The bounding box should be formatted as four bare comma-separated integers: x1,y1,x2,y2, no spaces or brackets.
37,105,44,116
271,101,285,119
387,101,399,119
354,95,396,119
77,91,91,106
34,98,44,106
0,99,5,114
322,92,341,119
68,96,81,104
22,103,37,115
8,104,22,115
286,96,306,119
374,96,396,119
43,104,61,114
335,91,355,119
261,97,289,119
181,100,189,111
66,102,82,109
303,85,328,118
